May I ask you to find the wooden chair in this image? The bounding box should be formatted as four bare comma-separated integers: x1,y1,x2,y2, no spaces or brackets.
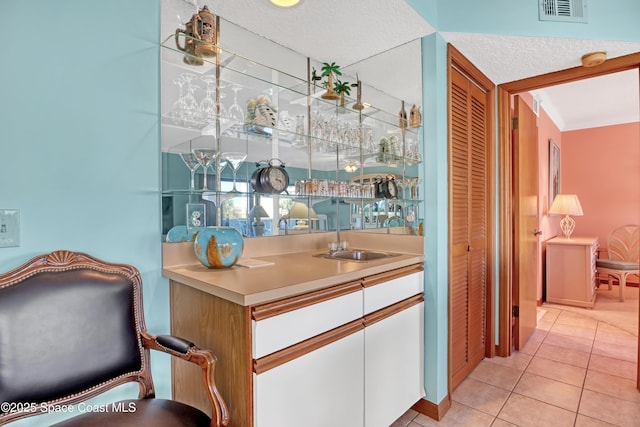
0,250,229,426
596,224,640,302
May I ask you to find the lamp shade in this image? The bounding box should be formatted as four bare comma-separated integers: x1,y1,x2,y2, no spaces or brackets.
289,202,318,220
249,205,269,219
549,194,583,216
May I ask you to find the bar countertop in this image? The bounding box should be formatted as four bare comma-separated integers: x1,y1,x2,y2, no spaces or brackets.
162,247,424,307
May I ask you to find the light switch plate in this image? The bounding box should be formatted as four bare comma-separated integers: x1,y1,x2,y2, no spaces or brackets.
0,209,20,247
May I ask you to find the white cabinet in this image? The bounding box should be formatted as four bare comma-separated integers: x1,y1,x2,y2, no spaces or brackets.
365,300,424,427
546,236,598,308
253,265,424,427
170,264,424,427
254,329,365,427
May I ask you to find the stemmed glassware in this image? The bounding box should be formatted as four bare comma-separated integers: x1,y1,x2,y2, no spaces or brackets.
179,152,201,191
397,178,410,200
409,177,422,200
221,151,247,193
199,75,217,122
181,73,199,125
191,136,217,191
227,84,245,126
172,75,187,125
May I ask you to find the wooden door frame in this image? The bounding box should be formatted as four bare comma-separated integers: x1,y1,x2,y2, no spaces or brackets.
496,52,640,356
447,44,496,392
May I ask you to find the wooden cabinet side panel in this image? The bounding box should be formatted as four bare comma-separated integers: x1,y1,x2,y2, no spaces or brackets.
170,280,252,427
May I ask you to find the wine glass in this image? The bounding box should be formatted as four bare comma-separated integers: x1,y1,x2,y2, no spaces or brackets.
221,152,247,193
179,152,201,190
410,177,422,200
199,75,217,122
191,137,217,191
227,84,245,125
181,73,199,124
172,75,187,125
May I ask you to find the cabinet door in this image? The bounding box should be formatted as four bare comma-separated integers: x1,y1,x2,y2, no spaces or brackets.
365,300,425,427
254,329,365,427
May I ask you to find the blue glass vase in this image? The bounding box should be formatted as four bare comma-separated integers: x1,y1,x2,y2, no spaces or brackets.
193,226,244,268
166,225,199,243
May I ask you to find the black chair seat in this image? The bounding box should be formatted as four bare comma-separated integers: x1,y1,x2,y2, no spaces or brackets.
51,399,211,427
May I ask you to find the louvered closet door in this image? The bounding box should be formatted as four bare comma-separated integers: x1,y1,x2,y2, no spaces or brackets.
449,67,488,390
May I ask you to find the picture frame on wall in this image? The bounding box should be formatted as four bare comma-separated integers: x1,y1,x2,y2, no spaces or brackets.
549,139,560,207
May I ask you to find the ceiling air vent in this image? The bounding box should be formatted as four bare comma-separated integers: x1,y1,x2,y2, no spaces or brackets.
539,0,588,23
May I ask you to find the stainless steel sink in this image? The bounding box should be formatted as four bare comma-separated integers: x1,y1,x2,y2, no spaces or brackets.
315,250,400,262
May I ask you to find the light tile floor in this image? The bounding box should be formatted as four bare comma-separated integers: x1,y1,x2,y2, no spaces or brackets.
391,304,639,427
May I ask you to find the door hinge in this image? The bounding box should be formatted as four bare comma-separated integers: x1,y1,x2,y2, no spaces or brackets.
512,305,519,317
511,118,518,130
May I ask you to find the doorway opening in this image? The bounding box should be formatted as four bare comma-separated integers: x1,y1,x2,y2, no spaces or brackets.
496,52,640,356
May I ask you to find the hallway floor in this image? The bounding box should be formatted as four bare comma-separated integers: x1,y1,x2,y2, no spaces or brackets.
392,285,639,427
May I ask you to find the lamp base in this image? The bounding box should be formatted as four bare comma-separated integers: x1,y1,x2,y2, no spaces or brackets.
559,215,576,239
252,221,264,237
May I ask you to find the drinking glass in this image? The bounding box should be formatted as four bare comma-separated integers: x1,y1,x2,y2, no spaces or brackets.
227,84,245,125
222,152,247,193
410,177,422,199
199,75,217,122
179,152,201,190
292,114,306,147
397,178,409,200
191,137,217,191
182,73,199,124
172,75,187,124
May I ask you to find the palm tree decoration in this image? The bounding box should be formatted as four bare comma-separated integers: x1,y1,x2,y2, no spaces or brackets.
334,79,351,108
320,62,341,100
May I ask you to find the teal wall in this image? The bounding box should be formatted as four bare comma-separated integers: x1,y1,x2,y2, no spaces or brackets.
2,0,638,423
0,1,164,425
420,32,450,405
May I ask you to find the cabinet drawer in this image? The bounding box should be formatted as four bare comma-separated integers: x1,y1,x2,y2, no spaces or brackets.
363,265,424,315
252,282,363,358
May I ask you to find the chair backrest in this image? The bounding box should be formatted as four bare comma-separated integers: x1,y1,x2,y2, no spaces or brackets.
607,224,640,262
0,250,153,422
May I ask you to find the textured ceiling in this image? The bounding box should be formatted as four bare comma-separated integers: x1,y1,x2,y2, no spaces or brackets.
441,33,640,84
165,0,434,67
442,33,640,130
164,0,640,131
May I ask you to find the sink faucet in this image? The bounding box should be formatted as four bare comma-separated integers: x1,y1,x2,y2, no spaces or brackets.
278,216,289,235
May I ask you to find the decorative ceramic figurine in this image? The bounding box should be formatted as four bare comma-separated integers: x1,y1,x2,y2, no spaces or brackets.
410,104,422,128
193,226,244,268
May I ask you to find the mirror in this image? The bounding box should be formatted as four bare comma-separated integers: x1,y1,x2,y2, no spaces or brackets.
161,10,423,240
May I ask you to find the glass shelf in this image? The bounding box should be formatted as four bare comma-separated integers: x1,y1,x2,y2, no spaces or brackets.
161,18,423,238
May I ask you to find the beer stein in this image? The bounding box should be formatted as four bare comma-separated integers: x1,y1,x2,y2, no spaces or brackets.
175,19,204,66
175,5,217,65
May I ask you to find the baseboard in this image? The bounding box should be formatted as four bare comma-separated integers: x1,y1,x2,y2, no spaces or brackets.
412,394,451,421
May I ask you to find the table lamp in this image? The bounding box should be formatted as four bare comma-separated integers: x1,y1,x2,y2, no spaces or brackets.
290,202,318,229
249,205,269,236
548,194,584,239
